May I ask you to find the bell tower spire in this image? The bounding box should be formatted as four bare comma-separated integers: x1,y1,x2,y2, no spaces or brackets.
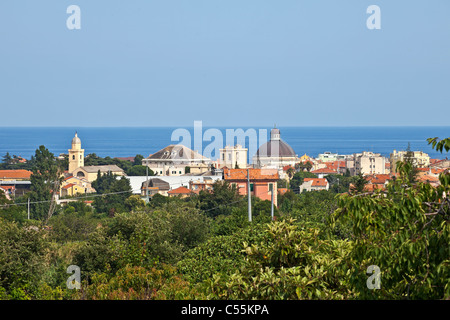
69,132,84,173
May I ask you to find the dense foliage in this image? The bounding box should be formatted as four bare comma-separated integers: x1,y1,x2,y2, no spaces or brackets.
0,138,448,300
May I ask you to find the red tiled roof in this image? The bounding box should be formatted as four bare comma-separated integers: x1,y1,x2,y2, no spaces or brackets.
168,186,193,195
430,159,441,164
349,183,384,192
304,178,328,187
311,168,337,174
325,161,346,170
62,183,75,190
0,170,32,179
0,186,15,191
223,168,279,181
365,174,392,185
418,175,439,183
416,168,445,174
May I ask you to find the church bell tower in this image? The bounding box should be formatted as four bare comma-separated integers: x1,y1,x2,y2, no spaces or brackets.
68,132,85,173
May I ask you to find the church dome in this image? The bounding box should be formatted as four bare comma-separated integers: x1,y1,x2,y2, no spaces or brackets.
255,128,295,158
72,132,81,145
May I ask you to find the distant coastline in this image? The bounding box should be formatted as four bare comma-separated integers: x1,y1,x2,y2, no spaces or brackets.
0,126,449,160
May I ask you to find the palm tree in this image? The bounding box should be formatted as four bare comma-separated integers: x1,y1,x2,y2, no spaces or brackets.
286,166,295,189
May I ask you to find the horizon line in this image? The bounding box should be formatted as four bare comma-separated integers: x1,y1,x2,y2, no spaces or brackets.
1,125,450,129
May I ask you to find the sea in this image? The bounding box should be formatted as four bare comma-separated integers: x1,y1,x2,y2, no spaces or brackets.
0,126,449,161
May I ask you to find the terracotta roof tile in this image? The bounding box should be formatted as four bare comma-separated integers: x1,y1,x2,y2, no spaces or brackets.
223,168,279,181
62,183,75,190
0,170,32,179
168,186,193,194
311,168,337,174
304,178,328,187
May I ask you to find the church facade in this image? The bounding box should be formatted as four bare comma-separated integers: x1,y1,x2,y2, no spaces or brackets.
67,133,124,183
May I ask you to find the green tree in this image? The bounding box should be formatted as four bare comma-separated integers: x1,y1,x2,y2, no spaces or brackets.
427,137,450,153
332,137,450,299
2,152,12,165
289,171,316,192
402,142,419,184
127,165,154,176
349,173,368,194
0,218,48,299
202,219,353,299
29,146,64,222
198,180,243,218
92,172,132,216
133,154,144,166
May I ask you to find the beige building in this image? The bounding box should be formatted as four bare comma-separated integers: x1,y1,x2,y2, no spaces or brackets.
60,175,95,197
141,178,170,197
299,178,329,193
390,150,430,173
346,151,386,176
142,144,211,176
72,165,124,182
67,133,125,182
219,144,248,169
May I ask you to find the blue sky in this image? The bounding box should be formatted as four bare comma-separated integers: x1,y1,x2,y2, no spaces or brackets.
0,0,449,127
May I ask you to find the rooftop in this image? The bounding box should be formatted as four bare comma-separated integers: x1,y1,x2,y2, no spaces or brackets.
79,165,124,173
0,170,32,180
145,144,210,162
303,178,328,187
223,168,279,181
168,186,194,195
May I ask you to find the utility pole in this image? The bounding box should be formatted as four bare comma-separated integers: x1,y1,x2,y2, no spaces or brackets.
270,184,274,221
247,168,252,222
146,165,149,203
27,198,30,220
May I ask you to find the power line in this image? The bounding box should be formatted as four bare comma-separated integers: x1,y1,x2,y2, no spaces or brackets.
0,189,140,208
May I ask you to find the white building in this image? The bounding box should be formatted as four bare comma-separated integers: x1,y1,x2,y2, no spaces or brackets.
219,144,248,169
317,152,347,163
142,144,212,176
390,150,430,173
346,151,386,176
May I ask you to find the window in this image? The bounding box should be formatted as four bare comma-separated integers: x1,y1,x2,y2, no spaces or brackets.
250,183,254,192
72,155,75,160
268,183,273,192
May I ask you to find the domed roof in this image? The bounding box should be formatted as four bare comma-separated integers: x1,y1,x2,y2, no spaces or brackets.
255,128,295,158
255,139,296,158
72,132,81,145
